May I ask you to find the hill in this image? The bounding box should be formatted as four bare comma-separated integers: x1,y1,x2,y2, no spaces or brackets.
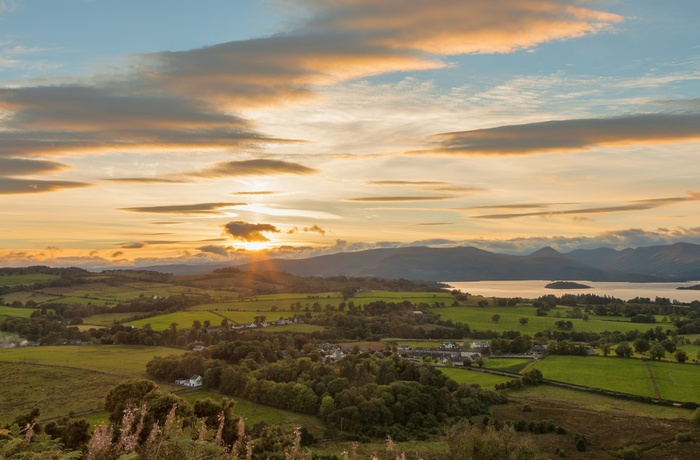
236,245,667,282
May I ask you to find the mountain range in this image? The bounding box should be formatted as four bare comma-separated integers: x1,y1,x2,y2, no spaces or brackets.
220,242,700,282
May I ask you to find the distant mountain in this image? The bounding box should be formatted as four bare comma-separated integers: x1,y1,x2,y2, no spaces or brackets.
236,245,669,282
564,242,700,280
137,263,230,275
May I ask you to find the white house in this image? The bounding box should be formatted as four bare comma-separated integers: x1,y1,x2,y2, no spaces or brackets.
175,375,203,387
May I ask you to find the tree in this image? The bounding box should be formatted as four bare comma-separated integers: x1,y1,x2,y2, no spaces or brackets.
649,344,665,361
633,338,650,354
519,317,528,325
104,379,157,423
615,342,633,358
674,350,688,363
601,344,611,357
491,314,501,323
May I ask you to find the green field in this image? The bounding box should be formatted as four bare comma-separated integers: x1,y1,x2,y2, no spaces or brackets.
435,305,665,334
0,305,39,318
439,367,513,388
0,273,61,286
483,358,534,373
0,345,185,377
530,355,657,398
648,360,700,402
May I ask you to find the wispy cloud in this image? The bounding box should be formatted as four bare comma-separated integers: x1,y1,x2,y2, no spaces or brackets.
471,193,700,219
0,158,67,176
426,111,700,156
119,202,244,214
348,196,454,202
0,178,90,194
182,159,317,178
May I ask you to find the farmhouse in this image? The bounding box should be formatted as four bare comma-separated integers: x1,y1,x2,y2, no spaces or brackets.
175,375,203,387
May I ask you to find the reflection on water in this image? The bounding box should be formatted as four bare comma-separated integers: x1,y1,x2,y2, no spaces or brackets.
445,280,700,302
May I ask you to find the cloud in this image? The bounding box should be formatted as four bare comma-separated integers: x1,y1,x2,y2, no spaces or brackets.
119,202,244,214
368,180,448,186
426,112,700,156
0,178,91,194
0,158,68,176
103,177,190,184
232,191,279,195
197,245,233,256
302,0,622,55
111,251,124,258
183,159,317,178
144,0,620,109
224,221,281,242
287,224,327,236
0,85,279,159
348,196,453,202
119,242,146,249
470,193,700,219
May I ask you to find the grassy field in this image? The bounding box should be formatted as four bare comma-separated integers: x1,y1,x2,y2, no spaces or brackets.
0,305,39,318
0,361,125,424
0,273,61,286
530,355,657,398
509,384,694,420
648,360,700,402
439,367,513,388
434,305,665,334
483,358,533,373
0,345,185,377
128,311,229,330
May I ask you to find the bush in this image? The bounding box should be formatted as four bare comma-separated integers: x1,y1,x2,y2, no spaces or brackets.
617,446,640,460
521,404,533,412
556,426,567,435
574,433,589,452
692,407,700,425
675,432,693,443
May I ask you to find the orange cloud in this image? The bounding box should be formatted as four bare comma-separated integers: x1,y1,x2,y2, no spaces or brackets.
427,112,700,155
303,0,622,54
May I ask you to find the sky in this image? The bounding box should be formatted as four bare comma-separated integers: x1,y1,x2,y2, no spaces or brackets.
1,0,699,269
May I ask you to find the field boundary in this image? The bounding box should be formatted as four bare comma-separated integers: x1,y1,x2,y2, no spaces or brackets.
642,358,662,399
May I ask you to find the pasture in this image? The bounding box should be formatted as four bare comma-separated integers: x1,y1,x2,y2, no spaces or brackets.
0,344,185,377
509,384,694,420
648,360,700,402
0,361,125,424
439,367,513,388
0,273,61,286
530,355,700,402
434,305,665,334
0,305,39,318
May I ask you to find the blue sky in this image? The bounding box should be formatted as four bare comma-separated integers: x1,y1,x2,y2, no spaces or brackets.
0,0,699,268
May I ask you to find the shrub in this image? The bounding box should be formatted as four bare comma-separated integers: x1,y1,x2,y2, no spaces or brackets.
617,446,640,460
521,404,533,412
574,433,589,452
692,407,700,425
675,432,693,443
